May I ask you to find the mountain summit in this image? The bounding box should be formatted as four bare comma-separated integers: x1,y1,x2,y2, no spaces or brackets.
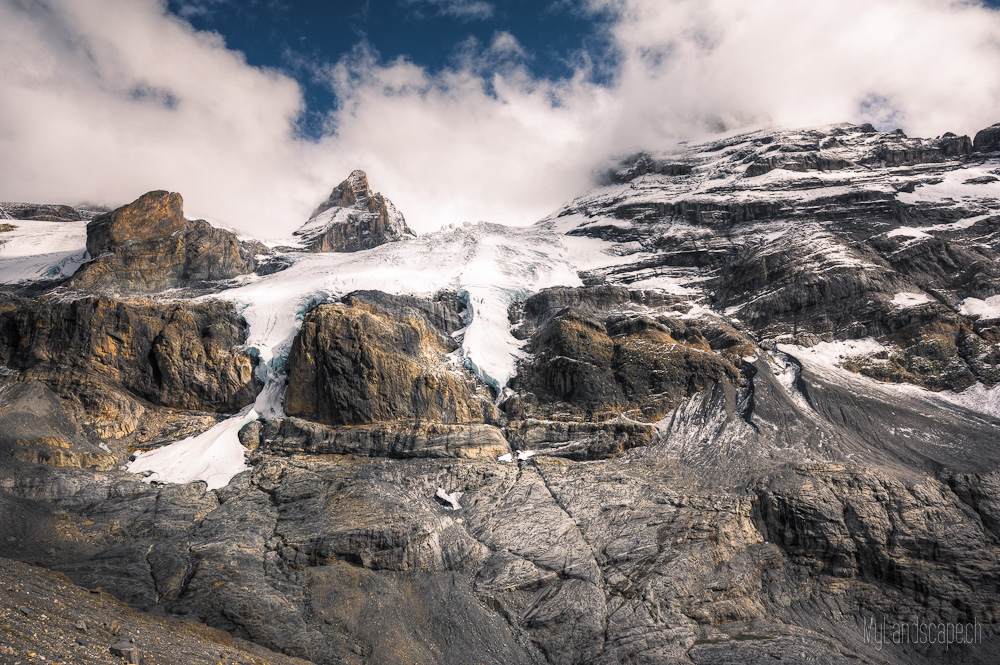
294,169,414,252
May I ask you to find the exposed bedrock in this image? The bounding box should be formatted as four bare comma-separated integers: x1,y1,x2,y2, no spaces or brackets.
0,380,114,471
249,417,510,460
294,170,414,252
0,295,259,448
70,190,261,293
284,300,498,427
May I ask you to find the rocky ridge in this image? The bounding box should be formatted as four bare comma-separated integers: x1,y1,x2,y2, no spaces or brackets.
293,170,414,252
70,190,263,294
1,123,1000,664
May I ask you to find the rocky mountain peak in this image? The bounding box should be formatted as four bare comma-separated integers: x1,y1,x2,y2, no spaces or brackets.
294,170,414,252
974,123,1000,151
85,190,185,257
310,169,373,214
70,189,260,293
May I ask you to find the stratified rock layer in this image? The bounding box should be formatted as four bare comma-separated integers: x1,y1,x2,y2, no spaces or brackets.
0,295,258,422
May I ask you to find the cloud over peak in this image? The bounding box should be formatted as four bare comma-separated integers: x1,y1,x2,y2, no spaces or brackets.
2,0,1000,236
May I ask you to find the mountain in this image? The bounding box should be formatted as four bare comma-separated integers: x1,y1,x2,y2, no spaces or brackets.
293,169,414,252
1,123,1000,664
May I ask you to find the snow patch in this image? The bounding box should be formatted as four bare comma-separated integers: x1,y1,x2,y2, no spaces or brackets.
624,274,697,295
887,227,930,240
938,383,1000,420
127,408,256,491
959,295,1000,319
0,220,88,283
436,488,463,510
891,292,932,308
777,338,889,371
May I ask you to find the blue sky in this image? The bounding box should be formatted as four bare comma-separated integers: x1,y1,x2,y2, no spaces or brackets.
3,0,1000,235
167,0,616,138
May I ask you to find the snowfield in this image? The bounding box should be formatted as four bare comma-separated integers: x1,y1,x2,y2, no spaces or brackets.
0,219,88,283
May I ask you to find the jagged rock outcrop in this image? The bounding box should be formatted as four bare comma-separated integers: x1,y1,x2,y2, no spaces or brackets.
285,301,496,426
974,123,1000,151
505,285,744,458
0,295,259,426
607,152,693,183
69,190,260,293
514,307,738,420
293,170,414,252
85,190,186,257
0,202,85,222
500,285,750,458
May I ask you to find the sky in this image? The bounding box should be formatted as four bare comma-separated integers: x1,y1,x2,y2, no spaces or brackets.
2,0,1000,237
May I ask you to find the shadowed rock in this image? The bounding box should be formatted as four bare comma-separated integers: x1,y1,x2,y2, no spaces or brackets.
0,295,259,419
974,123,1000,151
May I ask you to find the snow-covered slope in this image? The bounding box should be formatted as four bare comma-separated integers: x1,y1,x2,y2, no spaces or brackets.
0,219,88,283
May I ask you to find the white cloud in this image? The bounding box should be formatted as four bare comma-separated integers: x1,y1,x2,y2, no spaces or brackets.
317,0,1000,231
587,0,1000,140
318,41,615,230
0,0,321,237
2,0,1000,236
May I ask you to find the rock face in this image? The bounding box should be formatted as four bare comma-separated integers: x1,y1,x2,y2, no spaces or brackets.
0,295,259,443
285,300,496,426
974,123,1000,151
253,417,509,460
71,190,259,293
562,122,1000,395
503,285,748,458
0,381,113,471
0,202,88,222
293,170,414,252
514,300,741,421
85,190,186,257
